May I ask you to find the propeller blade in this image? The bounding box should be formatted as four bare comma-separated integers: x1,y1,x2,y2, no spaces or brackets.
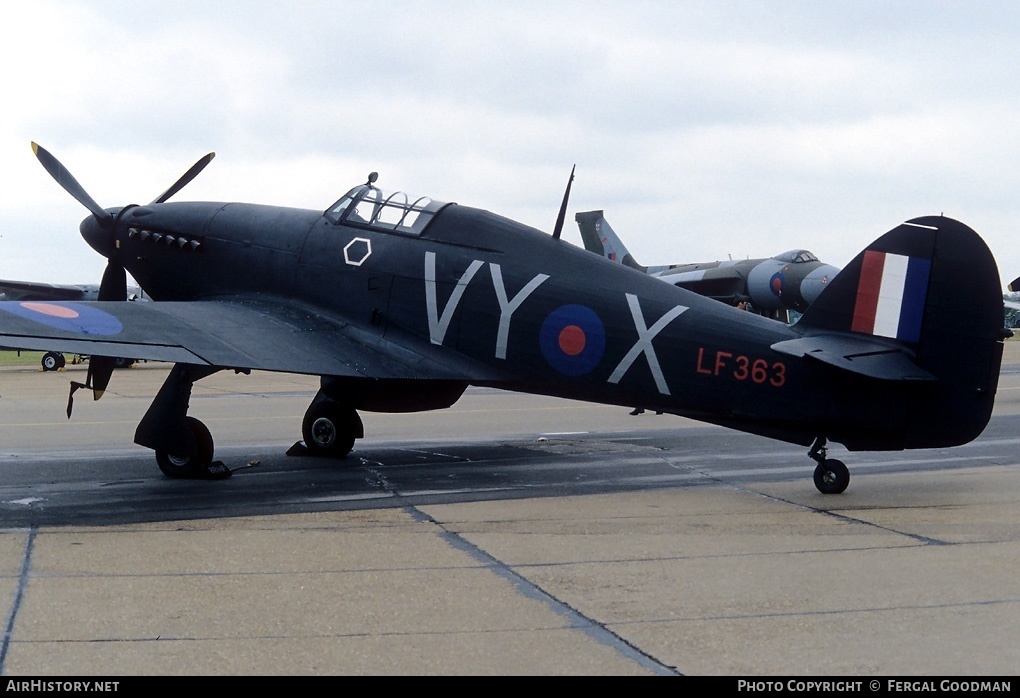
98,258,127,301
151,152,215,204
31,142,113,225
86,356,116,400
88,260,126,401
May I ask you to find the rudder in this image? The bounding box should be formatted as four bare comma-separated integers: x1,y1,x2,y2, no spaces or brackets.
574,210,646,271
798,215,1006,447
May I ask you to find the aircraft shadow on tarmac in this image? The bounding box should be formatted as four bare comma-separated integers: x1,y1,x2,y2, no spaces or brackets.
2,415,1015,528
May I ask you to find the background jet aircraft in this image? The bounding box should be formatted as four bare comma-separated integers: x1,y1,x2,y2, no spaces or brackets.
0,279,143,302
0,280,102,302
576,210,840,322
0,143,1007,495
1008,275,1020,305
1005,276,1020,316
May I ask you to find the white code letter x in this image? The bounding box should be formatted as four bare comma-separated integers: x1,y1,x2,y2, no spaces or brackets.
608,294,688,395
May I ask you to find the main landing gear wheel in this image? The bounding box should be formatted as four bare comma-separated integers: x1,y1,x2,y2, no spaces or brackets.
813,459,850,494
155,417,214,478
808,436,850,494
302,401,358,458
41,351,65,371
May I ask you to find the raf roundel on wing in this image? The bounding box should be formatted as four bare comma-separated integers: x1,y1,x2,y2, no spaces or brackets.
0,302,123,336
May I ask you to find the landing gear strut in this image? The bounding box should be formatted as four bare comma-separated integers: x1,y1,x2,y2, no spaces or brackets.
808,436,850,494
135,363,227,478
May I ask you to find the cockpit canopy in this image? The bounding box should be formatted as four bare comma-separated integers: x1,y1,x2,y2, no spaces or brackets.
325,178,448,236
774,249,819,264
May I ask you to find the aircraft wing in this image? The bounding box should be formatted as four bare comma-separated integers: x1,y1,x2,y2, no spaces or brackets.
0,279,89,302
771,333,936,381
656,267,749,304
0,298,504,381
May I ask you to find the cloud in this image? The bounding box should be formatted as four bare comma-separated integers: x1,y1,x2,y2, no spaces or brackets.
3,0,1020,285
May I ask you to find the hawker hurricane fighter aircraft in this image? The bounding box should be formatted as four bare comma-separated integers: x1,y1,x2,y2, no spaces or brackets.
0,143,1007,494
576,210,840,322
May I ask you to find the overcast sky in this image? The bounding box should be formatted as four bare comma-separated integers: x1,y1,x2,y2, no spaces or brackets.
2,0,1019,290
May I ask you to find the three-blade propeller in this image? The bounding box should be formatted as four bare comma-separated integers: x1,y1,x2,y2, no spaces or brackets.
30,142,215,407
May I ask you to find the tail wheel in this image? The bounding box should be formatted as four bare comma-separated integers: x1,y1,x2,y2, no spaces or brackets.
302,402,358,458
155,417,214,478
813,459,850,494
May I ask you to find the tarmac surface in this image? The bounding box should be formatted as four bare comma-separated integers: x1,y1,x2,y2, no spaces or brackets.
1,343,1019,675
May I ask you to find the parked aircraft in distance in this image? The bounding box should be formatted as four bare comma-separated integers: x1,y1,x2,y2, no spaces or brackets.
0,143,1008,494
0,280,102,303
1005,277,1020,312
0,280,144,303
0,279,142,370
575,210,840,322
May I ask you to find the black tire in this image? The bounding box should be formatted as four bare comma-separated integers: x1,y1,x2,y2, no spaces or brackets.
155,417,214,478
301,402,357,458
41,352,65,371
113,357,134,369
813,459,850,494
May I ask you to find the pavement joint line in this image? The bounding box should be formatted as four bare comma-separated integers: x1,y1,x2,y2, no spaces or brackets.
0,526,35,675
655,451,954,545
404,505,681,676
606,596,1020,627
507,541,931,568
356,454,679,676
745,487,954,546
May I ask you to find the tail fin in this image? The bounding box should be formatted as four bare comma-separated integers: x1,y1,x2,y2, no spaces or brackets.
797,215,1007,447
575,210,646,272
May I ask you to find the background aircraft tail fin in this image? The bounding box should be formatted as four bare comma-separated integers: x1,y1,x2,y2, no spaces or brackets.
575,210,647,272
796,215,1007,447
